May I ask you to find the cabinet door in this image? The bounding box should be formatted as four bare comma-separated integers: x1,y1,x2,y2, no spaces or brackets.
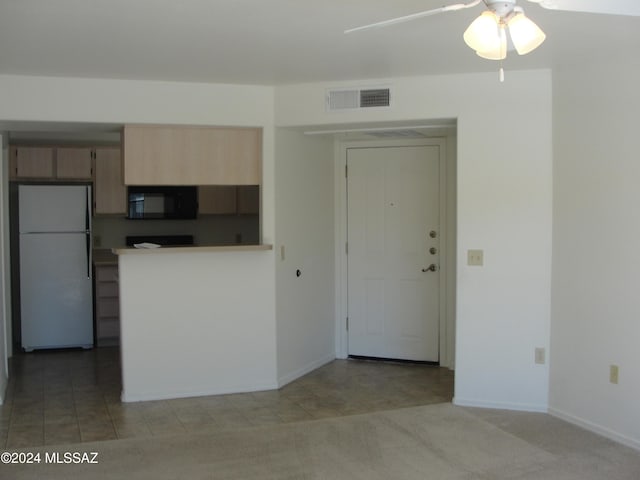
94,147,126,215
123,125,262,185
198,186,237,214
237,185,259,215
56,147,93,179
11,146,55,179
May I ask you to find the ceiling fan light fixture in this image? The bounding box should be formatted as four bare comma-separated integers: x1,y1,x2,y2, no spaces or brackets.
463,11,501,53
507,12,546,55
475,25,507,60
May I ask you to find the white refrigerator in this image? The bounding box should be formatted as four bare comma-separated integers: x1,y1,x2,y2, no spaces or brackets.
19,185,94,351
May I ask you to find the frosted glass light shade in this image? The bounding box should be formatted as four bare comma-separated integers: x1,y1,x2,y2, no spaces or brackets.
463,11,501,53
476,25,507,60
508,13,546,55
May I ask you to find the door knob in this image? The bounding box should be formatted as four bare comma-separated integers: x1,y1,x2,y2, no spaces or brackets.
422,264,438,272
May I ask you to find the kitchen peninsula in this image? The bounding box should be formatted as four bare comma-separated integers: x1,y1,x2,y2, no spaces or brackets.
114,243,275,402
115,123,275,402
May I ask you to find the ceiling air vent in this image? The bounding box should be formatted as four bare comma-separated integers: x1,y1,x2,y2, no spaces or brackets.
326,87,392,111
360,89,390,108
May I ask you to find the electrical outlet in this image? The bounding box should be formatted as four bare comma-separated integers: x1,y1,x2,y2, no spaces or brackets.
610,365,619,384
535,347,545,365
467,249,484,266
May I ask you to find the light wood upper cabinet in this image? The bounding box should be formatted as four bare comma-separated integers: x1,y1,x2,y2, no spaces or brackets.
56,147,93,179
123,125,262,185
94,147,126,215
198,186,237,215
10,146,55,179
11,144,126,215
237,185,259,215
198,185,259,215
11,145,93,180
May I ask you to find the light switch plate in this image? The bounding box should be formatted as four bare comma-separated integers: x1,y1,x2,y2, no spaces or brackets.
610,365,619,384
535,347,545,365
467,249,484,266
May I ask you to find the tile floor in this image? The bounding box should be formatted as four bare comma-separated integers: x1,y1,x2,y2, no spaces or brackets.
0,347,454,449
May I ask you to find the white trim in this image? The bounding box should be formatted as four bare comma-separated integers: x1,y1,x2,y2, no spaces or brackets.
335,137,451,364
121,381,280,403
334,140,348,359
277,353,335,388
304,124,454,135
437,140,448,367
453,396,548,413
549,407,640,452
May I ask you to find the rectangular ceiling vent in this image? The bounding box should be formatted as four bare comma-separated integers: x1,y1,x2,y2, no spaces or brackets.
326,87,392,111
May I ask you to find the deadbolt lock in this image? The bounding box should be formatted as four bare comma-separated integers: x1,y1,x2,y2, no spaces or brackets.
429,247,437,255
429,230,437,238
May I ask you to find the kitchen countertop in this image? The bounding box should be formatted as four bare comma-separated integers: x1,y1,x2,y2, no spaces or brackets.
112,244,273,255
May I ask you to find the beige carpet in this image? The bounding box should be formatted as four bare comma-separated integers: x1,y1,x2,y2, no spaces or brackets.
3,403,638,479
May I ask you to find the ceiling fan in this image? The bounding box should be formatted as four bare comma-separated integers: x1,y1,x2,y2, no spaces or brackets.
345,0,640,80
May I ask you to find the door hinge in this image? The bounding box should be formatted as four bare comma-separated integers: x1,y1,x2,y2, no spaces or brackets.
346,317,349,331
345,164,348,178
345,242,348,255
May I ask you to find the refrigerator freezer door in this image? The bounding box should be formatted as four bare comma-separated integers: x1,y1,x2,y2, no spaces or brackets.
20,232,93,350
19,185,90,233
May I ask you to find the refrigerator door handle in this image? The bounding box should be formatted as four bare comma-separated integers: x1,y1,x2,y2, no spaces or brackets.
86,232,92,280
86,186,92,280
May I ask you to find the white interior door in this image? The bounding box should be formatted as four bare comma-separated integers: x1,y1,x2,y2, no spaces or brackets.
347,145,441,361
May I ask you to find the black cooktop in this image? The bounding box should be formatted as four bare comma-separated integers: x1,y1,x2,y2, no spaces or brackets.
125,235,194,247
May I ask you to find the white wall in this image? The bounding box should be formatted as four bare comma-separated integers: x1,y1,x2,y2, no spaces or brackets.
550,61,640,449
119,249,277,401
276,70,553,411
274,129,335,385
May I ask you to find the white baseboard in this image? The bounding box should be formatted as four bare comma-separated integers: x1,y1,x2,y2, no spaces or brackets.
121,381,279,403
121,354,337,402
277,353,335,388
549,407,640,452
453,396,548,413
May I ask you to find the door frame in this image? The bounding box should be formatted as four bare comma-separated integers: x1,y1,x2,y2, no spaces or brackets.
334,137,454,367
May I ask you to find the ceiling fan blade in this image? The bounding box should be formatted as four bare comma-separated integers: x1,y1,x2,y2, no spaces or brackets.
529,0,640,16
344,0,483,34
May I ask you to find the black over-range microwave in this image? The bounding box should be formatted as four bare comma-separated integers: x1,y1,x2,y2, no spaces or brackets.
127,186,198,220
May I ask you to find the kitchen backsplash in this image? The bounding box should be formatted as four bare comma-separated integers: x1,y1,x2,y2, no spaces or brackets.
93,215,259,248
